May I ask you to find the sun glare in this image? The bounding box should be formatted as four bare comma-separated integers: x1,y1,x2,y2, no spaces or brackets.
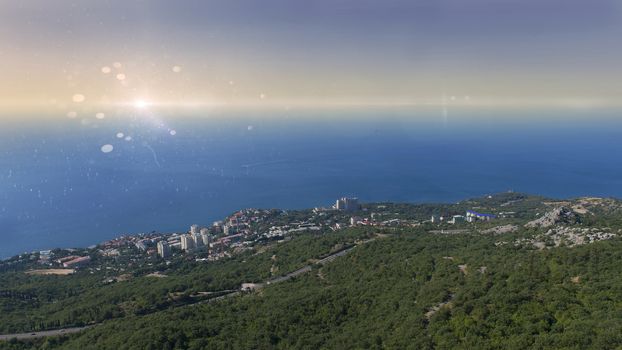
133,99,151,110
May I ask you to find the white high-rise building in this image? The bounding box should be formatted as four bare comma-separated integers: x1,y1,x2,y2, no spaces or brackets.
224,224,237,235
193,232,204,248
181,234,195,252
157,241,171,258
200,228,211,247
334,197,360,212
190,224,200,235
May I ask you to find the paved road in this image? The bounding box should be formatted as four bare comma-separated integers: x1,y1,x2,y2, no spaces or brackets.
317,247,355,265
266,245,356,285
0,326,93,341
199,291,241,304
194,247,356,303
1,241,369,341
267,265,312,284
429,229,471,235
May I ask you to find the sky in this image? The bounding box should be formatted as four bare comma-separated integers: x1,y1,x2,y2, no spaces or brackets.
1,0,621,115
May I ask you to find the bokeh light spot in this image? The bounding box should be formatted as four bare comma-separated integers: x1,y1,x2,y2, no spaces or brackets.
72,94,85,103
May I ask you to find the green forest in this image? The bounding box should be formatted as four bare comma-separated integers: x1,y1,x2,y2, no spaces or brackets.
2,226,622,349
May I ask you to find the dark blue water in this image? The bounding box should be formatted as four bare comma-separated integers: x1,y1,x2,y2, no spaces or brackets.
1,108,621,258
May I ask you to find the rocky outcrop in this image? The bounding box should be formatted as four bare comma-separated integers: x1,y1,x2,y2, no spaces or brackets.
513,227,618,249
525,207,581,228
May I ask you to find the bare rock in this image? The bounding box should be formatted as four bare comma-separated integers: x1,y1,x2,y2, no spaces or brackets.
525,207,581,228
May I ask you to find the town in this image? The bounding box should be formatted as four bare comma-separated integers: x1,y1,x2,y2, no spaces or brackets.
11,196,507,275
2,193,621,348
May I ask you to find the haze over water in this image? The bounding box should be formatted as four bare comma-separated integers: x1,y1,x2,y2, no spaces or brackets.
1,109,621,258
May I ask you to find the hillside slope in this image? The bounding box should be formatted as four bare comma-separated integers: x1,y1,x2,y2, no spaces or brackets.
2,194,622,349
4,233,621,350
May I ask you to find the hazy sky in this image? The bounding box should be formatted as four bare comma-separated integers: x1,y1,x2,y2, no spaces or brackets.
1,0,621,113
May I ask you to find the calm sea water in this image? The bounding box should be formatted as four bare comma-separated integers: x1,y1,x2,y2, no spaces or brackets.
1,108,621,258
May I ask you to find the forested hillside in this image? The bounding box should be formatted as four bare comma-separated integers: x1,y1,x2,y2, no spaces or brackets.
3,231,622,349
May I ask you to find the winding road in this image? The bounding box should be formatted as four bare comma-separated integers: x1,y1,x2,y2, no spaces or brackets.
0,326,93,341
1,240,369,341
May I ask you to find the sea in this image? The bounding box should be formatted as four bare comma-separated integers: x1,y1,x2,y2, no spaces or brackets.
1,107,621,258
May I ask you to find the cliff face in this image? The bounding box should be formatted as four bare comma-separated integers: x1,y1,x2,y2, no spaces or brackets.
525,207,581,228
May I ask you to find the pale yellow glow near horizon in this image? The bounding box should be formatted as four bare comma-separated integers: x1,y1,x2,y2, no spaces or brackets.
0,48,620,118
133,100,151,110
0,95,620,120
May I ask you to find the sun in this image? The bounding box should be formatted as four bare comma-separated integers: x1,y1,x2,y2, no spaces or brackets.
133,99,151,110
